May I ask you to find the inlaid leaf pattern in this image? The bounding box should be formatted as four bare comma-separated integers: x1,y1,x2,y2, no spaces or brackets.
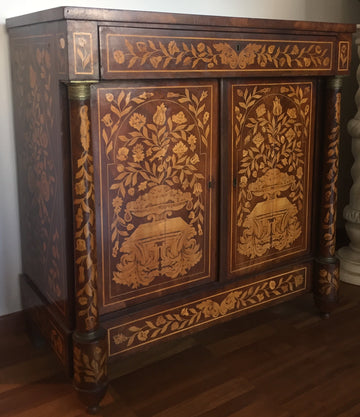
112,271,306,351
74,105,98,330
321,93,340,256
73,346,107,384
318,267,339,296
99,86,213,289
233,83,311,259
110,37,331,72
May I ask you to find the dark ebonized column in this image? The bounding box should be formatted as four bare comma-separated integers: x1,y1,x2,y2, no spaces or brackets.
68,83,108,413
314,76,343,317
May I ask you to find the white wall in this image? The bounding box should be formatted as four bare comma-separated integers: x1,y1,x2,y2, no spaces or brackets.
1,0,359,316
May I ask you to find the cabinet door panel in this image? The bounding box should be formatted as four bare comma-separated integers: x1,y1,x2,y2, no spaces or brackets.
92,80,218,312
223,79,315,278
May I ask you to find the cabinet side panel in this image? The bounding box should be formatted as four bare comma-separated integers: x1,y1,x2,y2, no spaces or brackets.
8,23,73,326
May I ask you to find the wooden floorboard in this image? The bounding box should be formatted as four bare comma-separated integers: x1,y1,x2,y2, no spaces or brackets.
2,283,360,416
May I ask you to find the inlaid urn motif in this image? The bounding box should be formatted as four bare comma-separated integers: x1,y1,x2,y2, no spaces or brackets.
94,81,217,308
229,81,314,275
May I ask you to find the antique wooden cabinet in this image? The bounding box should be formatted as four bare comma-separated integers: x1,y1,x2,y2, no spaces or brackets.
6,6,355,412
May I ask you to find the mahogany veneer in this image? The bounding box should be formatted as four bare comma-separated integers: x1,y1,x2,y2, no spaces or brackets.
6,6,355,412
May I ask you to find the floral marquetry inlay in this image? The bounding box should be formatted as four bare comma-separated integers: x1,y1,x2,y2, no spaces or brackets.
96,82,217,307
73,104,98,331
318,267,339,296
230,81,313,274
104,32,333,76
338,41,350,71
320,92,341,256
73,33,94,75
12,39,66,317
109,267,307,355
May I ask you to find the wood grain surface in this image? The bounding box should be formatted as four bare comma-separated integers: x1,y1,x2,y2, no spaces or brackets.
2,282,360,416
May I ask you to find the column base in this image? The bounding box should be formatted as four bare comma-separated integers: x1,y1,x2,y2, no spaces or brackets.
337,246,360,285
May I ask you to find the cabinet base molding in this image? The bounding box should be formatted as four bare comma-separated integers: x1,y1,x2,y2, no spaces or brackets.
106,264,310,357
20,274,72,372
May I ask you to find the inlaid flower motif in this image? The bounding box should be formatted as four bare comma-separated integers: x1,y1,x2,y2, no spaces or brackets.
272,96,282,116
113,333,127,344
156,315,166,326
190,154,200,164
102,113,113,127
168,40,180,55
136,42,147,52
172,111,187,124
153,103,167,126
193,182,203,196
220,292,239,313
253,132,264,147
132,143,144,162
112,196,123,214
137,330,149,342
138,181,147,191
188,134,197,151
78,37,86,48
240,176,248,187
113,50,125,64
117,147,129,161
256,103,266,118
106,93,114,102
217,43,238,69
294,274,304,287
197,299,221,318
238,44,261,69
287,108,297,119
129,113,146,131
173,141,188,155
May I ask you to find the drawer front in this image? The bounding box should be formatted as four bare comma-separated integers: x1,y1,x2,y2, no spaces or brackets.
223,79,315,278
106,263,310,357
91,80,218,312
99,26,337,79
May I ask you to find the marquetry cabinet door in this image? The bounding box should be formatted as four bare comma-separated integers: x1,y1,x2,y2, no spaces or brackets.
222,79,316,279
91,80,218,313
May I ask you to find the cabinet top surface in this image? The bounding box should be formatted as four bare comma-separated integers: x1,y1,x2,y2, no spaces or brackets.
6,5,355,33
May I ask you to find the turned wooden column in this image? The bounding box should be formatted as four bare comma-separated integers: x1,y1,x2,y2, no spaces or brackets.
314,76,343,317
338,31,360,285
68,83,108,414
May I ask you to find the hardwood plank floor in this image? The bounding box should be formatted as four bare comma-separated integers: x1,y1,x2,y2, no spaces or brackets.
2,283,360,416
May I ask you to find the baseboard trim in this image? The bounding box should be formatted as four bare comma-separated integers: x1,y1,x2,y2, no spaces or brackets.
0,310,25,334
